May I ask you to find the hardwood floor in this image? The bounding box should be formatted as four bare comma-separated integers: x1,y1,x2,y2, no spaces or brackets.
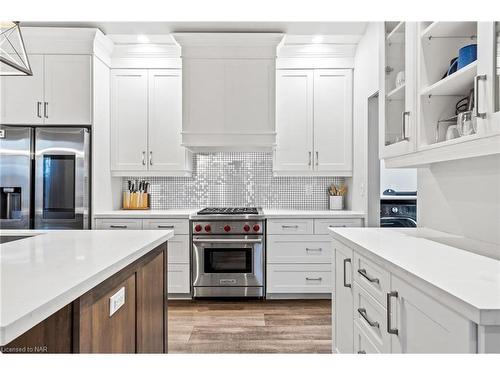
167,299,332,353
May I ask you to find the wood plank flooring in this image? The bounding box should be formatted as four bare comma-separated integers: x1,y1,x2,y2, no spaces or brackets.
167,299,332,353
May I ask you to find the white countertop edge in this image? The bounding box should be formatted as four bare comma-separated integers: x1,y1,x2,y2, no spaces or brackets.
329,229,498,326
0,231,174,346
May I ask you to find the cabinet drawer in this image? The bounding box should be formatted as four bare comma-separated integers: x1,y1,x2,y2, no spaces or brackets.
166,235,190,264
314,218,363,234
267,235,331,264
267,219,313,235
353,252,390,306
267,264,332,293
353,283,390,353
354,321,381,354
142,218,189,235
167,264,190,294
94,218,143,230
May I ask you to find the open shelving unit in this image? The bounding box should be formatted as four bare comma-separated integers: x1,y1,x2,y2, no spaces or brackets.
420,61,477,97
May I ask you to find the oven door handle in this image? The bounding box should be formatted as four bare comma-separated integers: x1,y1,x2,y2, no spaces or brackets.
192,238,262,244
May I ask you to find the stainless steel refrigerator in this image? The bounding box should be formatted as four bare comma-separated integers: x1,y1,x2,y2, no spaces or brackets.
0,125,90,229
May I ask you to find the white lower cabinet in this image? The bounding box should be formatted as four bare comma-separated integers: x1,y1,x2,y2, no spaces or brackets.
94,218,143,230
167,264,191,294
333,243,479,353
267,264,332,294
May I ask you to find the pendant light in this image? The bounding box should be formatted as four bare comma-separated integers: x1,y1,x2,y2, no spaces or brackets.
0,21,32,76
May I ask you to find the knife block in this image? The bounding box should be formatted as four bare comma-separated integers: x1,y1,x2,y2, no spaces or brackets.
122,192,149,210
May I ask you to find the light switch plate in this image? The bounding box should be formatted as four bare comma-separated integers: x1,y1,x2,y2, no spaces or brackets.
109,286,125,317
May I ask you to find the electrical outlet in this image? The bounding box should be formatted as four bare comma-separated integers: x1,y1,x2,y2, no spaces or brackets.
109,286,125,317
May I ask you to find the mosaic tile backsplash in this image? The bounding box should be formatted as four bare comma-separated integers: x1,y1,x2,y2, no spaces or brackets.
123,152,345,210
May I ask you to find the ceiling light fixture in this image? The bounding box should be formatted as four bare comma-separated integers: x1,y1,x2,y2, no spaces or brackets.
137,34,150,43
0,21,32,76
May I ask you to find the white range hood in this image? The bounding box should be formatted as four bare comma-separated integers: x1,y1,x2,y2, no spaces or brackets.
173,33,283,152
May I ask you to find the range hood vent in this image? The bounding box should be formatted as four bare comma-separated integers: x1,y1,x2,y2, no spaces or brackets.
173,33,283,152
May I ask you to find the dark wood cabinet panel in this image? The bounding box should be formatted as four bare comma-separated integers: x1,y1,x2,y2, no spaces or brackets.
137,250,165,353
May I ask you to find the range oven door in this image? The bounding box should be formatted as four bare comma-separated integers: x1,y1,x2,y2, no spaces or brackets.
192,235,264,288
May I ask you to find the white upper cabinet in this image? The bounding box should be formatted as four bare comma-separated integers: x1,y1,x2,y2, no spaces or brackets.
110,68,191,176
379,22,417,159
111,69,149,172
148,70,190,173
314,69,353,172
274,70,314,172
0,54,91,125
43,55,92,125
274,68,353,176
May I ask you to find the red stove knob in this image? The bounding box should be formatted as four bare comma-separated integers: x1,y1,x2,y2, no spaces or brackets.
253,224,260,232
194,224,202,232
204,224,211,232
224,225,231,232
243,224,251,232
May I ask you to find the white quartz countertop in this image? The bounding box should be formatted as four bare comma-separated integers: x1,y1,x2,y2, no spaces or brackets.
93,209,365,219
0,229,174,346
329,227,500,325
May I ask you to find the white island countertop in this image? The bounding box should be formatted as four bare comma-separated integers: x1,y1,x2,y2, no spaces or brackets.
329,227,500,325
0,229,174,346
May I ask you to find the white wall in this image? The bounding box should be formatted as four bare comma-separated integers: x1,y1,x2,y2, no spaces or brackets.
380,160,417,194
350,22,381,215
92,56,121,215
418,154,500,246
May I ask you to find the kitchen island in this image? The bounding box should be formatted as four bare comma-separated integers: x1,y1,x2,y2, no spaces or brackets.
0,229,173,353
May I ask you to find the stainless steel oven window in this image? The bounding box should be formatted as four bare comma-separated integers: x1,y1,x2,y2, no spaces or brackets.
204,248,253,273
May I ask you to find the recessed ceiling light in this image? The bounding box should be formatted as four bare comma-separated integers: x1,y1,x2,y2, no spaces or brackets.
312,35,324,44
137,34,150,43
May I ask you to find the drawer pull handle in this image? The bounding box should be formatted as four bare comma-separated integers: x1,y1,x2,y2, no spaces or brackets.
358,269,380,284
282,225,299,229
343,258,352,288
306,248,322,252
110,225,127,229
358,308,379,328
387,291,399,335
305,277,322,281
158,225,174,229
357,350,366,354
329,225,347,228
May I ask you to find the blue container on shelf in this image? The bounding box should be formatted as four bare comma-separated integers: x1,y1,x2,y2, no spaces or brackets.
457,44,477,69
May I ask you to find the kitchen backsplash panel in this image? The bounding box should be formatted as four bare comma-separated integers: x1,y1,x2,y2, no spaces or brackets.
123,152,345,210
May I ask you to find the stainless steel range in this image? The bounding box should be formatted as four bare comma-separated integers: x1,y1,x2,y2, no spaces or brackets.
190,207,265,298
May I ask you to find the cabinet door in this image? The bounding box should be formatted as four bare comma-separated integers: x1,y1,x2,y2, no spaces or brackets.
313,69,353,173
274,70,314,172
477,22,500,134
379,22,417,158
148,70,189,172
334,243,354,353
43,55,91,125
110,69,148,171
389,275,476,353
1,54,44,124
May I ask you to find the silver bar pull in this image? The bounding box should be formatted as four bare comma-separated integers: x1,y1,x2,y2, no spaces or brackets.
36,101,42,118
142,151,146,166
343,258,352,288
305,277,322,281
44,102,48,118
387,291,399,335
306,247,322,252
357,350,367,354
474,74,487,119
110,225,127,229
193,238,262,244
315,151,319,166
358,268,380,284
157,225,174,229
308,151,312,166
401,111,410,140
149,151,153,165
329,224,347,228
282,225,299,229
358,308,380,328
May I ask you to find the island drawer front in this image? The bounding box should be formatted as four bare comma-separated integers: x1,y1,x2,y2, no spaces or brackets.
267,219,314,235
353,252,390,306
314,218,363,234
94,218,143,230
143,219,189,235
267,235,332,264
353,282,390,353
354,321,382,354
167,264,191,294
267,263,332,293
166,235,190,264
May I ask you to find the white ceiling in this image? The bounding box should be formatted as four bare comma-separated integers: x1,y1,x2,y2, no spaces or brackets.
21,21,368,36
